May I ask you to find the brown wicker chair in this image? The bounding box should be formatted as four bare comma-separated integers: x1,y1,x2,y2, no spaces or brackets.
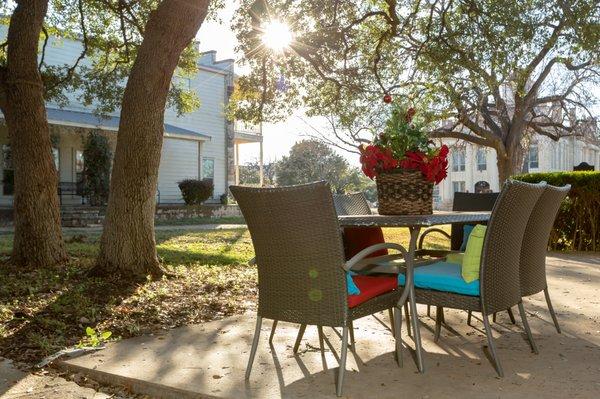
398,180,546,376
519,184,570,334
231,182,408,397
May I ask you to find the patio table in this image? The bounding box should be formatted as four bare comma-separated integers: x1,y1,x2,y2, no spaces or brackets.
338,211,491,373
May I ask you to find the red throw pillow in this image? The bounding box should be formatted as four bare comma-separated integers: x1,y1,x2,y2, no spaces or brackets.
342,227,388,260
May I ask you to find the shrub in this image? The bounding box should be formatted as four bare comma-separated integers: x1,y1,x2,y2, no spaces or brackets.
178,179,214,205
514,171,600,251
83,131,112,206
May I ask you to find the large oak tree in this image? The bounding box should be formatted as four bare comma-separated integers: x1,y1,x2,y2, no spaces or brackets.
232,0,600,183
96,0,211,278
0,0,68,268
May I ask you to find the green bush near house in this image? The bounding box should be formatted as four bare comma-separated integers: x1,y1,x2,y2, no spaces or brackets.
514,171,600,251
83,131,112,206
178,179,214,205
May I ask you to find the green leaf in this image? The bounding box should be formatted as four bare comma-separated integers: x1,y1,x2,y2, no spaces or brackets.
100,331,112,340
85,327,95,336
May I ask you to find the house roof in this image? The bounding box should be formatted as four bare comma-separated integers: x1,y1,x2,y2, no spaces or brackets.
45,108,211,141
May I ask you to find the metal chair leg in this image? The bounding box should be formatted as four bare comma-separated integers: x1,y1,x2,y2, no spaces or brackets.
492,312,497,323
467,310,473,326
269,320,278,344
434,306,443,343
388,308,395,336
544,288,561,334
404,302,412,337
293,324,306,353
518,302,539,354
335,326,349,397
408,289,424,373
482,314,503,377
507,307,516,324
394,306,403,367
245,316,262,380
318,326,325,353
349,320,356,347
427,304,431,317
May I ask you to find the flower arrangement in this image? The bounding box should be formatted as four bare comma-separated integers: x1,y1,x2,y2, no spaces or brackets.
359,105,449,184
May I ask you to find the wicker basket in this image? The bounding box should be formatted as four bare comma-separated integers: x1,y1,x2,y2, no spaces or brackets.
376,169,433,215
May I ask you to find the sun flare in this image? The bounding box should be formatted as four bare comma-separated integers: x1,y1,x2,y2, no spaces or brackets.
261,20,292,52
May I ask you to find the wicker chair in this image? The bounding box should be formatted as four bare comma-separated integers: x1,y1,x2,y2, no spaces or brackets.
231,182,408,397
416,192,507,330
399,180,546,376
519,184,570,335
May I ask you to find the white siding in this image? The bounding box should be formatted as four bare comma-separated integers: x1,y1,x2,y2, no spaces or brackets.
158,138,199,204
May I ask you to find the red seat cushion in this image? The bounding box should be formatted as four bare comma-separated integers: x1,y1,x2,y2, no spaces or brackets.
347,275,398,308
343,227,388,260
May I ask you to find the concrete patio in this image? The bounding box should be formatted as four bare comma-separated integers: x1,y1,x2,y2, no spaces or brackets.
57,252,600,399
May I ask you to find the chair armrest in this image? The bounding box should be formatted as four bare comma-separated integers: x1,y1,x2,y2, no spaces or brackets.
344,243,408,272
417,228,451,250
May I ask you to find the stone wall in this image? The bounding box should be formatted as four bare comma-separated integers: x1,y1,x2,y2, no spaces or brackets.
0,204,243,227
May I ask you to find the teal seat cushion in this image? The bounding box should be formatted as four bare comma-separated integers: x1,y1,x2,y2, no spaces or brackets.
346,271,360,295
398,261,480,296
460,224,475,251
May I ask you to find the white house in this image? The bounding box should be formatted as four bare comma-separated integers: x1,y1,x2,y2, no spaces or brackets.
0,28,263,206
435,121,600,209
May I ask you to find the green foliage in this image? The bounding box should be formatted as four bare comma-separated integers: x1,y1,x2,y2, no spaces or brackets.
178,179,214,205
514,171,600,251
82,131,112,206
275,140,366,194
375,104,431,160
77,327,112,348
239,160,276,186
0,0,219,117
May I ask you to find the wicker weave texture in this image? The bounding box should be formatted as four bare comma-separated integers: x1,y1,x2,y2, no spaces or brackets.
450,192,499,250
480,180,546,314
230,182,349,326
376,170,433,215
333,192,372,216
520,184,570,297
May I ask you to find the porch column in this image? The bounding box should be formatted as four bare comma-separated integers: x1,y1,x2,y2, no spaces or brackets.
235,142,240,185
259,139,264,187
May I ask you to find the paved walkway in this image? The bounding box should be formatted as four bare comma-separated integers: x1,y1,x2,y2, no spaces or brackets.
56,252,600,399
0,224,247,235
0,359,110,399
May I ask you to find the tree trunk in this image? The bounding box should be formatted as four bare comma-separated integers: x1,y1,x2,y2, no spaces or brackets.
496,143,525,185
95,0,210,278
0,0,68,268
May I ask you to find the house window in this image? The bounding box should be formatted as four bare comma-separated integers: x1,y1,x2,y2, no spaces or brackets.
476,148,487,171
452,181,466,193
2,145,13,196
202,157,215,181
432,184,440,205
526,143,539,169
452,148,466,172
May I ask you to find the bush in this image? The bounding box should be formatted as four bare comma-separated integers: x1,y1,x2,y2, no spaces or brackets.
83,131,112,206
178,179,214,205
514,171,600,251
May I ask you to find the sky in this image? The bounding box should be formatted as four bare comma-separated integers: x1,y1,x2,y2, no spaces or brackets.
196,1,360,167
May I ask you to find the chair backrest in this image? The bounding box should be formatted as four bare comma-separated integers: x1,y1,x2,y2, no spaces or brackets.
230,182,348,326
480,180,546,314
519,184,570,296
450,192,499,250
333,192,372,216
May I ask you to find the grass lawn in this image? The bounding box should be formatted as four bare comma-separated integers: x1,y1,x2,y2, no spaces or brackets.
0,226,450,366
154,215,246,226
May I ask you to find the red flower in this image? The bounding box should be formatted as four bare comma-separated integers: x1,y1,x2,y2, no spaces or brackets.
383,94,393,104
359,144,399,179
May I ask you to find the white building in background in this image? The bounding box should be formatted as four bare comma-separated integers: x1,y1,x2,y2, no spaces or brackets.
0,28,263,206
435,121,600,209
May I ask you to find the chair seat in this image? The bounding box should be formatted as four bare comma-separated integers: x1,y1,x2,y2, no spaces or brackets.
348,275,398,308
398,261,480,296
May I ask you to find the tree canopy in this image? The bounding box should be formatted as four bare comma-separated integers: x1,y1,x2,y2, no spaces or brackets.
232,0,600,180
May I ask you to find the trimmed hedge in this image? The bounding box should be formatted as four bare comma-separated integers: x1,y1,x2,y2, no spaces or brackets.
178,179,214,205
514,171,600,251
